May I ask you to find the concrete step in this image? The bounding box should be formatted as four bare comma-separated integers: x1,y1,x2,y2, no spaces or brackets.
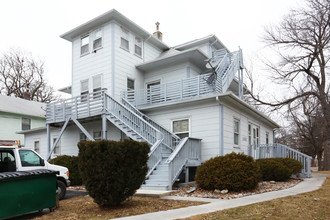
140,184,169,191
153,170,168,175
145,179,169,185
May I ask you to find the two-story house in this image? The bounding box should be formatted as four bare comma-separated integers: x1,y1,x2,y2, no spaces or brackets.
23,9,311,190
0,95,45,148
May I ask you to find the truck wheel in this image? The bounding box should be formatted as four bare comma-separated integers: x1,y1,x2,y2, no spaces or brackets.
57,180,66,200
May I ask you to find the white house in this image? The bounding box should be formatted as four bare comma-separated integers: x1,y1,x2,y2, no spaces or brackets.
22,9,311,190
0,95,45,148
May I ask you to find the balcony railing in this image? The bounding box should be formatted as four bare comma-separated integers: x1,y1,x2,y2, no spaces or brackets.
121,72,217,107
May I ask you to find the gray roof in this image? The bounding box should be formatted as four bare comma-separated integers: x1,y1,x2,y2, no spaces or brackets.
0,95,46,118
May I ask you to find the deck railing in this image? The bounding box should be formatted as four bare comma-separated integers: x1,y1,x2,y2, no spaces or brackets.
46,90,105,123
249,143,312,177
121,98,181,150
166,137,202,189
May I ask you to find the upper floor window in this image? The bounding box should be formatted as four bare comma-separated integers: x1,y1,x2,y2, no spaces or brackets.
135,37,142,56
81,35,89,55
172,118,189,139
234,119,240,146
121,28,129,50
22,117,31,130
81,79,89,102
93,29,102,50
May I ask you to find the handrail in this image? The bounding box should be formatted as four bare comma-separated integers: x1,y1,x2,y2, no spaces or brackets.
121,98,181,149
249,143,312,178
165,137,201,188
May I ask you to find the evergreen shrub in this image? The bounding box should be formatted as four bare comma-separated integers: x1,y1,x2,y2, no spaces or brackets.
78,139,149,207
274,158,303,175
195,152,261,191
49,155,82,185
256,158,292,181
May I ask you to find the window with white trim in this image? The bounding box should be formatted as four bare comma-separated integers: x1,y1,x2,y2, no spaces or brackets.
93,29,102,50
81,79,89,102
135,37,142,56
248,124,252,146
93,131,102,141
172,119,189,139
121,28,129,50
34,141,40,153
81,35,89,55
53,138,61,155
93,75,102,98
127,78,135,91
234,119,240,146
266,132,269,144
80,133,87,142
22,117,31,130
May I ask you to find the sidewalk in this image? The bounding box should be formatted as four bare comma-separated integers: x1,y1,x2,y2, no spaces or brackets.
115,173,327,220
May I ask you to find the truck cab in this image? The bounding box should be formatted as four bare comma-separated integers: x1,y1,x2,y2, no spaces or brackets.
0,146,70,199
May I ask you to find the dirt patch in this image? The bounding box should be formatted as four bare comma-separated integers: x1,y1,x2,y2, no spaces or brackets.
171,179,302,200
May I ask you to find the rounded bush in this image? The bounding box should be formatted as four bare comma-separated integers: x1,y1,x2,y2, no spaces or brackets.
78,139,149,207
49,155,82,186
256,159,292,181
274,158,303,175
195,153,261,191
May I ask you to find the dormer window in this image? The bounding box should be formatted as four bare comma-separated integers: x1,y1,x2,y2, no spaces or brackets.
93,29,102,50
81,35,89,55
121,28,129,50
135,37,142,56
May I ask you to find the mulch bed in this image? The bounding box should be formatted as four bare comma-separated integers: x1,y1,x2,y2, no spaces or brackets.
171,179,302,200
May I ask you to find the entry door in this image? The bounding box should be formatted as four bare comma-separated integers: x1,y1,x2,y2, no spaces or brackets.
248,124,259,147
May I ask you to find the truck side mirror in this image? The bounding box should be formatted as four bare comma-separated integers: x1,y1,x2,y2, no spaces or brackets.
40,159,45,166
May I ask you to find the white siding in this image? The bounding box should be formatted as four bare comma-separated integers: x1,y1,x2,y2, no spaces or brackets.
145,99,220,162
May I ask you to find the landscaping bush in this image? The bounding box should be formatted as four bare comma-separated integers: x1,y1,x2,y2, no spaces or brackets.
273,158,303,175
78,139,149,207
49,155,82,186
256,158,292,181
195,153,261,191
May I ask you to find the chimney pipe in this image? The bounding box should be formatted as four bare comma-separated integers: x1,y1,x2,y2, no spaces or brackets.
153,21,163,41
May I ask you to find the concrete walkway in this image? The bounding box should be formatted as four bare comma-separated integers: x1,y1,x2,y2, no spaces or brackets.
115,173,327,220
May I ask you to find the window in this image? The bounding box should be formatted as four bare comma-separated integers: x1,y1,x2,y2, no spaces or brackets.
93,75,102,98
172,119,189,139
34,141,40,153
234,119,240,146
19,150,43,167
53,138,61,155
80,133,87,142
93,29,102,50
22,118,31,130
81,79,89,102
81,35,89,55
127,78,135,91
248,124,252,146
256,127,259,145
135,37,142,56
121,28,129,50
266,132,269,144
93,131,102,141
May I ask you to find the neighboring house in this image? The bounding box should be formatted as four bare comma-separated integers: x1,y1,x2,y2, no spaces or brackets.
22,9,311,190
0,95,46,148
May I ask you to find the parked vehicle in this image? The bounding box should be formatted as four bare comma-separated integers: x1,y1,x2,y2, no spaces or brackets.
0,145,70,199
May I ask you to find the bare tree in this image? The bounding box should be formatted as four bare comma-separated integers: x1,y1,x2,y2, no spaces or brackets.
0,49,57,103
248,0,330,169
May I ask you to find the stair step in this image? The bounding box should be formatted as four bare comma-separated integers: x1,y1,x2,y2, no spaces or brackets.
145,179,169,185
149,175,168,180
140,185,169,191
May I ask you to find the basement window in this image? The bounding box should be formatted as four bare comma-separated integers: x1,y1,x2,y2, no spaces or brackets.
34,141,40,153
93,131,102,141
172,119,189,139
53,138,61,155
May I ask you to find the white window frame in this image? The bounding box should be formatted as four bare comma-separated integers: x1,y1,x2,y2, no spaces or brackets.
22,117,31,131
81,34,90,56
34,140,40,153
81,79,89,102
266,131,269,145
93,131,102,141
120,27,129,51
53,138,61,155
233,118,240,147
134,36,142,57
171,118,190,139
127,78,135,91
93,28,103,51
79,133,87,142
92,74,102,98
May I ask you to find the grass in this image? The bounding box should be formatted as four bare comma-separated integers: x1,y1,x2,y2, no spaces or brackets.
33,195,206,220
186,171,330,220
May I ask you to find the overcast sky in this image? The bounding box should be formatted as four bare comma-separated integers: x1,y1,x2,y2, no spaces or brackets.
0,0,300,95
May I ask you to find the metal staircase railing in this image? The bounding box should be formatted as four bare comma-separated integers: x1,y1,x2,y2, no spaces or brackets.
103,93,164,177
249,143,312,177
121,98,181,150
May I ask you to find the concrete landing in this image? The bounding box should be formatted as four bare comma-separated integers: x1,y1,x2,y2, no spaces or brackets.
135,189,172,198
